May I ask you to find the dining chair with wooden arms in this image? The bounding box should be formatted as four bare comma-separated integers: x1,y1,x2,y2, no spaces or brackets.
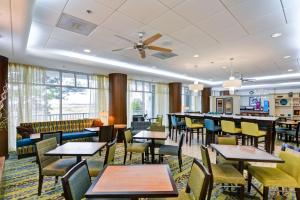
123,129,148,164
185,117,204,146
158,133,185,171
248,150,300,200
35,138,77,196
241,121,266,148
220,119,242,137
87,136,118,177
204,118,221,146
215,135,239,167
41,131,63,145
201,145,245,200
285,122,300,147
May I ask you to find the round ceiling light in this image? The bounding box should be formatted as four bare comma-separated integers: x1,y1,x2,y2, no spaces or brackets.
271,32,282,38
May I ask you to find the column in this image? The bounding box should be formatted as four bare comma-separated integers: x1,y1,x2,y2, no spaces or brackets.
108,73,127,124
169,82,182,113
0,55,8,156
202,87,211,113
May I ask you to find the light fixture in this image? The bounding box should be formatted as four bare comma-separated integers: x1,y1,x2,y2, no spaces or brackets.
193,54,199,58
83,49,91,53
222,58,242,95
189,81,204,92
283,55,291,59
288,69,293,72
271,32,282,38
221,66,227,69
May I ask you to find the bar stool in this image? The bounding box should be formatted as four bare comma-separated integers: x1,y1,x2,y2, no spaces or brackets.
204,118,221,146
170,115,185,142
241,121,266,148
220,119,242,137
185,117,204,145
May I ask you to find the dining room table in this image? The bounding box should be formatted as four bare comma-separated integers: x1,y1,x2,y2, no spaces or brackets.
85,124,127,142
45,142,106,163
277,120,299,130
133,130,168,163
85,164,178,200
211,144,284,173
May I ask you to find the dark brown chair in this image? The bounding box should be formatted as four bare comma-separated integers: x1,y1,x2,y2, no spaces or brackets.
99,125,114,142
41,131,63,145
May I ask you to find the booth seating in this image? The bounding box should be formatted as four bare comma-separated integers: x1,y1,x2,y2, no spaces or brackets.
16,119,101,158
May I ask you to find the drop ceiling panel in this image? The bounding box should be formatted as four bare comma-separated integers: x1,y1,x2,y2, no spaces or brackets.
36,0,68,13
33,5,61,26
158,0,186,8
280,0,300,24
102,12,143,35
29,22,53,48
46,38,78,51
50,27,87,45
94,0,126,10
118,0,168,24
149,11,190,34
64,0,113,25
173,0,224,24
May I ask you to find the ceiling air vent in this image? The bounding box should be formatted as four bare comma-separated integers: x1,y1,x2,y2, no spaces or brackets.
56,13,97,36
151,52,178,60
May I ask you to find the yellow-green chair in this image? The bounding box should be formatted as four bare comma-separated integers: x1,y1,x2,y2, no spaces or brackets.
185,117,204,146
216,136,239,167
87,137,117,177
152,115,163,126
221,120,242,136
36,138,77,196
149,158,211,200
248,151,300,200
149,125,166,146
241,121,266,148
124,129,148,164
201,145,245,200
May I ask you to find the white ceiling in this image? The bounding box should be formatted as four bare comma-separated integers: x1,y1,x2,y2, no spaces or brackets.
1,0,300,86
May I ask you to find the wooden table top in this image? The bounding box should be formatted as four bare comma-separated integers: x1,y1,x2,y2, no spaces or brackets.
45,142,106,156
30,133,41,140
85,165,178,198
211,144,284,163
133,130,168,140
85,124,127,132
277,121,299,125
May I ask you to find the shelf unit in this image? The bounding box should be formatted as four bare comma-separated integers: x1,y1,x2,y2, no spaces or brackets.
274,94,300,120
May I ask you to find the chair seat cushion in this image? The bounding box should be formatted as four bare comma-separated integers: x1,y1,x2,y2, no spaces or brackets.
216,155,239,166
276,127,289,133
248,166,298,187
16,138,35,147
127,143,148,153
232,128,242,134
189,123,203,129
62,131,97,140
286,130,296,136
159,145,178,155
211,164,245,185
42,158,77,176
87,159,104,177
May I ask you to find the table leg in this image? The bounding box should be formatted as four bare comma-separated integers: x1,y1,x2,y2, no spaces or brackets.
151,139,155,163
76,156,81,163
238,161,244,174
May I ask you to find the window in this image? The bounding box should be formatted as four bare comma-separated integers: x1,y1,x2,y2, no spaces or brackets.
129,80,155,119
182,86,202,112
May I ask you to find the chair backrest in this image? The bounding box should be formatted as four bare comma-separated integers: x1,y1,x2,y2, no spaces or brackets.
156,115,163,125
61,160,91,200
241,121,259,135
41,131,63,145
216,135,237,145
171,115,177,126
124,129,133,147
149,125,165,132
99,125,114,142
221,120,236,133
185,117,193,128
186,159,211,200
277,151,300,186
104,137,118,166
204,119,215,132
36,138,59,170
200,145,213,175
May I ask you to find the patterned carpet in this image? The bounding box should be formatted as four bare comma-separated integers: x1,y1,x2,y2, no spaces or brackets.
0,144,296,200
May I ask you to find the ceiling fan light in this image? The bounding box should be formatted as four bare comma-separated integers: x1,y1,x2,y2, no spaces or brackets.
223,79,242,88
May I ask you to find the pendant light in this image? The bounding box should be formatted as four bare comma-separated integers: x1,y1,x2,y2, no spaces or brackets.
222,58,242,94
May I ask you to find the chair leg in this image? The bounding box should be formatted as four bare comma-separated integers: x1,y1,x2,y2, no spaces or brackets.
295,188,300,200
123,152,127,165
263,186,269,200
207,181,213,200
55,176,58,184
175,128,178,142
186,128,188,144
189,130,192,146
142,153,144,164
197,128,199,142
178,154,182,172
38,175,44,196
254,137,258,147
247,173,252,193
278,187,283,196
201,128,204,144
239,184,244,200
130,152,132,160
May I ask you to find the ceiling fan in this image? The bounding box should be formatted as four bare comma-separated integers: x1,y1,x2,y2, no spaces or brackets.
112,32,172,59
236,72,256,83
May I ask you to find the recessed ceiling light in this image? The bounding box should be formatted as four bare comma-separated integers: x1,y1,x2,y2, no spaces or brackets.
283,55,291,59
83,49,91,53
271,32,282,38
193,54,199,58
221,66,227,69
288,69,293,72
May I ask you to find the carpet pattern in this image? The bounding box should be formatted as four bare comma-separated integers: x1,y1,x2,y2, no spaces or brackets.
0,144,297,200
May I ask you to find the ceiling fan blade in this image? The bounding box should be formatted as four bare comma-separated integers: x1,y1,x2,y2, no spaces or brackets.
143,33,162,45
147,45,172,52
139,50,146,59
112,47,134,52
114,34,135,44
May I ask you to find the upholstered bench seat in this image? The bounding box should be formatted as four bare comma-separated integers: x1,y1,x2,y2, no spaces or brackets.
62,131,97,140
17,138,35,148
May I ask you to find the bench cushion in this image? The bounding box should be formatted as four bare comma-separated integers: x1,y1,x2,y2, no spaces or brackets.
62,131,97,140
17,138,35,148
